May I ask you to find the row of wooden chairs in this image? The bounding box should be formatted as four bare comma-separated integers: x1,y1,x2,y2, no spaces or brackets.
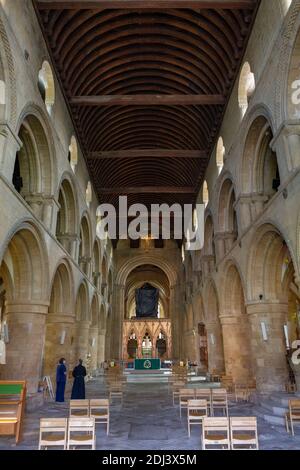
69,399,109,434
39,417,96,450
176,388,228,418
202,417,259,450
285,399,300,436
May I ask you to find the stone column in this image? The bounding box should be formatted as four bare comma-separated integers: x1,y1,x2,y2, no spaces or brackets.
75,320,90,364
137,336,142,359
247,302,288,392
110,285,124,359
220,315,252,383
3,301,48,394
271,122,300,175
97,329,106,367
89,326,98,372
206,321,225,374
43,313,75,383
0,123,22,180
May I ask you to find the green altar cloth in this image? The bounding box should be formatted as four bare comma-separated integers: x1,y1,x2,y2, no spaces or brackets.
134,359,161,370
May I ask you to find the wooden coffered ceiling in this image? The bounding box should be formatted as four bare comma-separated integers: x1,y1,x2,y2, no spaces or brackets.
34,0,260,210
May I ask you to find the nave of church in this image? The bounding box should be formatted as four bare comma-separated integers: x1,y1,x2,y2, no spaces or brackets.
0,378,300,451
1,0,300,452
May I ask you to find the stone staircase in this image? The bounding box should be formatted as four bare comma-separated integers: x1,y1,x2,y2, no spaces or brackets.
251,392,300,426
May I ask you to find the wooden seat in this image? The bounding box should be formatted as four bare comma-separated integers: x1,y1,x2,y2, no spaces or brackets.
90,399,109,435
179,389,195,419
187,400,208,437
230,417,259,450
67,417,96,450
221,376,234,393
235,383,249,402
69,400,90,417
195,389,212,415
109,385,123,404
285,399,300,436
172,381,185,406
38,418,68,450
211,389,228,417
202,417,230,450
0,380,26,444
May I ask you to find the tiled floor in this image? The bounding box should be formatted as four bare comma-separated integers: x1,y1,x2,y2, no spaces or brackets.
1,379,300,450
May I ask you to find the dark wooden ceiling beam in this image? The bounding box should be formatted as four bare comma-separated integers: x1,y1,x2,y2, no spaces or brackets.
70,94,225,106
88,149,207,159
99,187,196,194
37,1,256,10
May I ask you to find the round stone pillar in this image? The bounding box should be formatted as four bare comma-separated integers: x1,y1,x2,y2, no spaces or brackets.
89,326,99,372
43,313,75,381
75,320,90,364
247,303,288,392
206,321,225,374
220,315,252,383
97,329,106,367
3,301,48,394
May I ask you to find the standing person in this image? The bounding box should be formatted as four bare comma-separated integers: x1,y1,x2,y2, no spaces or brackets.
56,358,67,403
71,359,87,399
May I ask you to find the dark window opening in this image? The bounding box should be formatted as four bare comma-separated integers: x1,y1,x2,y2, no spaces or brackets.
12,153,23,193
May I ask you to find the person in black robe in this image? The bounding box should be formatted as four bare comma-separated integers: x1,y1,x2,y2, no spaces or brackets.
55,358,67,402
71,359,87,399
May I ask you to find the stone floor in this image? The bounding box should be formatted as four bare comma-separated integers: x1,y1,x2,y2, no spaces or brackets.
1,379,300,450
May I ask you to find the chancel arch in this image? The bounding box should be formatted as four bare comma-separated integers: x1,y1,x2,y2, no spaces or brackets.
119,257,176,361
0,221,49,392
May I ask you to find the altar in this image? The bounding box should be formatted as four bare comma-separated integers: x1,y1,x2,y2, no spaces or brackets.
122,318,172,361
134,359,161,370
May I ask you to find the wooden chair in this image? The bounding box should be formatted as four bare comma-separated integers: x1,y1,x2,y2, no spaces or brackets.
109,384,123,404
67,417,96,450
90,399,109,435
172,381,185,406
221,376,234,393
179,389,195,419
38,418,68,450
0,380,26,444
230,417,259,450
285,399,300,436
235,383,249,403
211,389,228,416
195,389,212,415
187,399,208,437
69,399,90,417
202,417,230,450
